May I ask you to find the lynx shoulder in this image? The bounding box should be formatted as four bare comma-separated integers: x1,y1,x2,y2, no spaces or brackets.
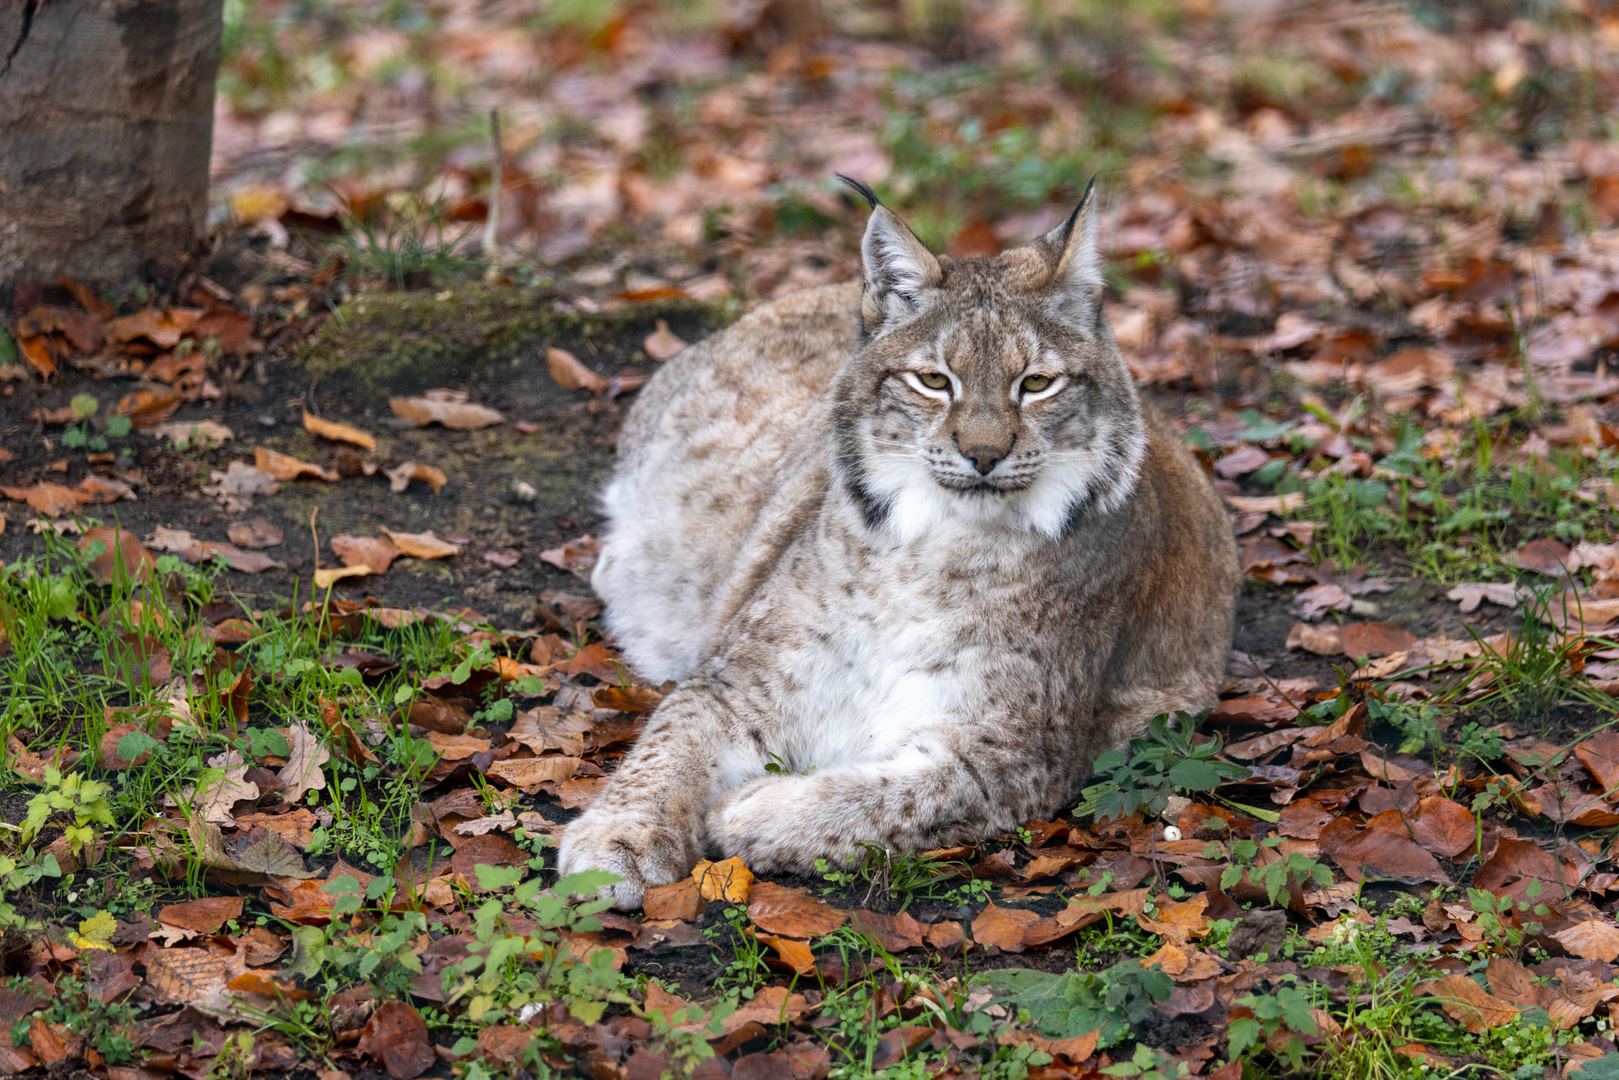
560,181,1240,908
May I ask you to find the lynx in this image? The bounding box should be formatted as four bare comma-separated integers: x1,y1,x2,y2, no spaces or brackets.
558,180,1239,908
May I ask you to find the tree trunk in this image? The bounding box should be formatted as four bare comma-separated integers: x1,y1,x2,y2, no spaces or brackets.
0,0,223,288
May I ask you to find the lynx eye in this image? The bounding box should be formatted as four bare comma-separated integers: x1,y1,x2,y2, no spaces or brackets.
1021,374,1054,393
917,371,950,390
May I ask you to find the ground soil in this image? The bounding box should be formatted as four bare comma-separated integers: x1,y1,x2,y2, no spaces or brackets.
0,287,722,626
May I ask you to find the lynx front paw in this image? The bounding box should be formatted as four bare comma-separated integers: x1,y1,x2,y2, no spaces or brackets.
704,776,832,875
555,808,697,910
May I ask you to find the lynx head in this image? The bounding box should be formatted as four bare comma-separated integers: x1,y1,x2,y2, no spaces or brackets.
830,178,1147,543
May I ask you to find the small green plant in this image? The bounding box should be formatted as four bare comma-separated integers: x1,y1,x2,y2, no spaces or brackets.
1211,836,1332,906
1078,713,1251,822
1101,1043,1192,1080
441,867,633,1024
706,902,773,995
22,767,116,857
1229,986,1318,1071
642,994,734,1077
1469,882,1549,955
984,958,1174,1048
0,852,62,928
59,394,132,454
18,974,137,1066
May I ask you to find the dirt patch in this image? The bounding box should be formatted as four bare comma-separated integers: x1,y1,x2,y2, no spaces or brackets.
0,290,726,624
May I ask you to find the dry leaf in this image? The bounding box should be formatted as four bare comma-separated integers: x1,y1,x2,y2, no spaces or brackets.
3,482,84,518
144,947,233,1008
331,534,400,574
486,757,581,790
971,903,1040,951
644,879,705,922
386,462,447,494
150,419,234,447
546,346,607,393
1552,920,1619,962
158,896,244,935
693,857,753,903
643,319,689,360
358,1000,436,1080
233,809,318,848
756,933,817,975
541,535,601,579
314,565,370,588
191,750,259,824
747,882,848,938
303,410,376,450
228,517,283,548
389,391,504,430
278,722,331,804
191,541,284,574
254,447,339,482
202,462,279,512
1420,974,1517,1032
379,527,460,558
78,525,156,585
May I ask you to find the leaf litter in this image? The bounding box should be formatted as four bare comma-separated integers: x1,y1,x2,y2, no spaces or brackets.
8,2,1619,1078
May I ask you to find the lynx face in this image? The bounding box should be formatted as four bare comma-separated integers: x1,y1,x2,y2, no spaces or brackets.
832,184,1147,542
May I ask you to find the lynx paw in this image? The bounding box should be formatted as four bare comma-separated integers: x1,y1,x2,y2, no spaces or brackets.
704,776,833,875
555,808,697,910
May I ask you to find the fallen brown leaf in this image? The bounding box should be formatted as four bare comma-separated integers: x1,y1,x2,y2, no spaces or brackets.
254,447,339,482
190,541,284,574
227,517,283,549
158,896,244,935
644,879,705,922
693,857,753,903
3,482,84,517
386,462,448,494
313,565,370,588
747,882,848,938
332,534,401,574
278,722,331,804
538,535,600,581
78,525,156,585
389,390,504,430
546,346,607,393
971,903,1039,951
1419,973,1517,1033
486,757,580,790
379,527,459,558
643,319,689,360
358,1000,436,1080
303,410,376,450
1552,920,1619,962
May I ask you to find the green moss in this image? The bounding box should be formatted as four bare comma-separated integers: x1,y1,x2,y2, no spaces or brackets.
295,285,730,403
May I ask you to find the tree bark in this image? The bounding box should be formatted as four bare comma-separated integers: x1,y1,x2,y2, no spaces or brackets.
0,0,223,287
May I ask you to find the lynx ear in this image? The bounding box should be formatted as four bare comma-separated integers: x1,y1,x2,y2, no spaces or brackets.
839,175,941,326
1036,178,1104,328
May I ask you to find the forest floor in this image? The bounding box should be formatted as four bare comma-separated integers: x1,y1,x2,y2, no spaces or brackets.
6,1,1619,1078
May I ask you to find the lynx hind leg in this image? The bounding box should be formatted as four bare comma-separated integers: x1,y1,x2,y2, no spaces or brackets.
1094,681,1221,756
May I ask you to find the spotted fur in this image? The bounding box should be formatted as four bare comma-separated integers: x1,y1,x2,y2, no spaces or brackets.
558,187,1239,908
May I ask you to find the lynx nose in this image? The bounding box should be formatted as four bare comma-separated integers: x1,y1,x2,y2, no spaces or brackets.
962,445,1007,475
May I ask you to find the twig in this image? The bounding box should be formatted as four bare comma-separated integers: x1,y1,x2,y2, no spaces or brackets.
309,505,320,574
483,109,503,283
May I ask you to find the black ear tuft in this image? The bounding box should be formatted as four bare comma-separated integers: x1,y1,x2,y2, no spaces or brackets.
835,174,880,209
